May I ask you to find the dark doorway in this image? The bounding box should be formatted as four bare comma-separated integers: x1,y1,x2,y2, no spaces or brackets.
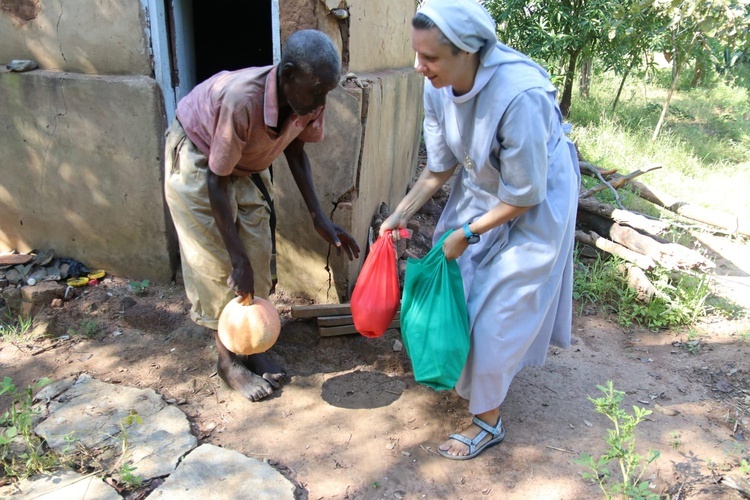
192,1,274,83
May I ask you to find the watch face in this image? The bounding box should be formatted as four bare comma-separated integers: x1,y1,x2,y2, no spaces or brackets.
467,234,480,244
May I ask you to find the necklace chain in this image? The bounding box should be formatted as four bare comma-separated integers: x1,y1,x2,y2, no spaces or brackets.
454,97,478,171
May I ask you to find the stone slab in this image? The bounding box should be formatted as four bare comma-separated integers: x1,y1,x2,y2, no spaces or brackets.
0,469,121,499
150,444,295,500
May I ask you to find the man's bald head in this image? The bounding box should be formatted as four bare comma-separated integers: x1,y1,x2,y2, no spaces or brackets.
280,30,341,85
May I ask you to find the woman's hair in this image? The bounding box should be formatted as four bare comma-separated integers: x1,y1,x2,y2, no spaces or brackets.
411,12,460,55
281,30,341,84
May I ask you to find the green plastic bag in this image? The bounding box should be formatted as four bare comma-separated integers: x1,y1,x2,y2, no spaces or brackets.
401,230,470,390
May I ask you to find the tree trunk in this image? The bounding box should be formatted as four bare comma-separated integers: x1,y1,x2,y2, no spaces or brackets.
653,33,696,141
652,66,680,141
560,47,580,118
612,68,630,113
612,54,640,112
579,57,592,99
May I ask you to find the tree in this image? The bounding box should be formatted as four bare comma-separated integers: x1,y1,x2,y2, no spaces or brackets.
599,2,670,112
486,0,622,117
648,0,750,141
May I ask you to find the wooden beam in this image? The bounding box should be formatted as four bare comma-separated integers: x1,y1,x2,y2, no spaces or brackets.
317,312,400,327
319,318,401,337
291,303,351,319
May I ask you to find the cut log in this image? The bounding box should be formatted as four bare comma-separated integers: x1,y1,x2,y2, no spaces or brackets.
618,263,659,303
579,160,749,237
628,180,750,237
575,230,656,270
579,165,661,199
577,198,668,236
577,211,714,271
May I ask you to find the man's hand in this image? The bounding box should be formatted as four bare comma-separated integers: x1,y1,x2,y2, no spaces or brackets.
312,214,360,260
227,258,255,298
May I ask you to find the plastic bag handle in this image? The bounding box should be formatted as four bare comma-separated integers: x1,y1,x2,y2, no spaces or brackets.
386,228,413,240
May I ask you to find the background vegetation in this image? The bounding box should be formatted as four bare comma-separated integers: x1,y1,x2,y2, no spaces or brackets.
480,0,750,328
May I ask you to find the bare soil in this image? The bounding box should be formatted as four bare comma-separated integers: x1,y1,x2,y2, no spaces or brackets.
2,183,750,499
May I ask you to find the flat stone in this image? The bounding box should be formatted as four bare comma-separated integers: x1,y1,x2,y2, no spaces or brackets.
20,281,65,304
0,254,33,265
150,444,295,499
35,374,166,451
125,405,197,478
33,374,196,481
0,469,120,499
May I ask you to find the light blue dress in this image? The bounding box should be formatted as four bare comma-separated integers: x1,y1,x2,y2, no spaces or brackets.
423,43,580,414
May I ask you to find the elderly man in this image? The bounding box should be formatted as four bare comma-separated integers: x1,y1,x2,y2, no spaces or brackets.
165,29,360,402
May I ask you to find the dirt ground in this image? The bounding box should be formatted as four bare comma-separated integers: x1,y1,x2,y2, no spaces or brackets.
2,180,750,499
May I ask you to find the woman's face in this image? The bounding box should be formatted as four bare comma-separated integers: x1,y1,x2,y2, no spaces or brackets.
412,27,476,94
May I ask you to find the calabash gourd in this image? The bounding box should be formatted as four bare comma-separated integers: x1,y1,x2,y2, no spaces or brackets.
218,295,281,355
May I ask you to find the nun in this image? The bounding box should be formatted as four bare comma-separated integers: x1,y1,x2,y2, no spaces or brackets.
380,0,581,459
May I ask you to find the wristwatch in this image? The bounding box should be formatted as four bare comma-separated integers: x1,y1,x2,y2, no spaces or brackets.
462,222,480,244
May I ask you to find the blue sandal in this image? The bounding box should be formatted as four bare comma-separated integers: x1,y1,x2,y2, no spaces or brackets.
438,416,506,460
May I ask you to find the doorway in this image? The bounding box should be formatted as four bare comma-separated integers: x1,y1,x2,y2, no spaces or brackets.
192,1,275,84
147,0,281,123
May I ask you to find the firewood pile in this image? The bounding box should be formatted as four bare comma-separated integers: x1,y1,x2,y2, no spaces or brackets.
575,158,748,303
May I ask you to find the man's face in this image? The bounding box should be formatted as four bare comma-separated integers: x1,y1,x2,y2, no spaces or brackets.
412,27,473,91
282,69,336,116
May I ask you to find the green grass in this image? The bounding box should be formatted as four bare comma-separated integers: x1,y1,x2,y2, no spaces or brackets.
574,253,712,330
570,65,749,329
570,68,750,224
0,314,34,342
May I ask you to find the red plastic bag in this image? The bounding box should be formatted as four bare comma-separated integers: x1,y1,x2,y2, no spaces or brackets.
350,229,410,338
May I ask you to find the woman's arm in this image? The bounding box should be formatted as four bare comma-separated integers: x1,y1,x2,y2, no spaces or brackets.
379,165,458,237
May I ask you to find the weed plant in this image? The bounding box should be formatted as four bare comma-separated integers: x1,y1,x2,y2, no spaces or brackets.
575,381,660,500
573,253,710,329
0,377,58,479
0,314,34,342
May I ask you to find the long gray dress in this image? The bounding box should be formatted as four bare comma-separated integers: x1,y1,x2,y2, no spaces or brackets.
423,43,580,415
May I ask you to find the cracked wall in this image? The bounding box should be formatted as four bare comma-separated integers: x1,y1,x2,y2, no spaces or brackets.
1,0,422,299
270,0,422,302
0,0,151,75
0,70,172,281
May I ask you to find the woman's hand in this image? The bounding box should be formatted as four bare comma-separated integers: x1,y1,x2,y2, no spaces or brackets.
442,229,469,261
379,211,409,240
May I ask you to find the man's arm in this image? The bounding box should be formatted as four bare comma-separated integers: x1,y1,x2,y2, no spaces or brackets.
207,170,255,297
283,138,360,260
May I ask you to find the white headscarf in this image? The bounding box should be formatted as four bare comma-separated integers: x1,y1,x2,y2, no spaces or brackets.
417,0,498,64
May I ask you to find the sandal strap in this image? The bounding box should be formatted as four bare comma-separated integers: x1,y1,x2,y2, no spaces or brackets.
448,430,489,454
472,416,503,437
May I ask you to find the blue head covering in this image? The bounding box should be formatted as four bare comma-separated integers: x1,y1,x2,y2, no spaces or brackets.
417,0,498,63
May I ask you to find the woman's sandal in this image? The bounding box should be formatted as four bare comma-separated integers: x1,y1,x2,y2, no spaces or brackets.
438,415,506,460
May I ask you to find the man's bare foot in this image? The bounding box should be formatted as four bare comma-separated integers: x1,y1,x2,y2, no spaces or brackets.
439,408,502,458
217,358,274,401
244,353,286,388
214,332,275,402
